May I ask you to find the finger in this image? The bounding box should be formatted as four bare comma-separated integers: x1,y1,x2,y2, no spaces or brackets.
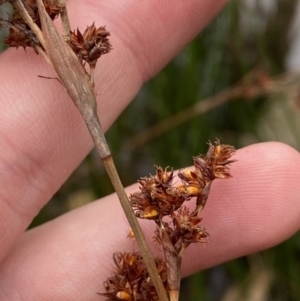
0,0,228,262
0,142,299,300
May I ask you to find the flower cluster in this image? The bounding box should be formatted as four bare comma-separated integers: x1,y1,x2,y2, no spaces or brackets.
155,206,209,255
130,167,187,220
68,24,112,68
179,140,236,211
130,140,235,220
99,252,168,301
1,0,63,51
128,140,235,265
0,0,112,67
102,141,235,300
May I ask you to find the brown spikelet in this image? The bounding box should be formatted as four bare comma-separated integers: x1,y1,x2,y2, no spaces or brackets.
195,139,236,181
130,167,188,220
68,23,112,68
2,18,40,50
99,252,168,301
1,0,63,50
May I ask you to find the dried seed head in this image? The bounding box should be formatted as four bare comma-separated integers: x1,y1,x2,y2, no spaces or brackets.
155,166,173,185
2,18,40,50
194,140,236,181
130,167,187,219
130,142,235,217
154,207,209,254
19,0,63,25
68,23,112,68
100,252,168,301
177,169,205,197
1,0,63,50
43,0,64,20
188,140,236,210
172,206,209,248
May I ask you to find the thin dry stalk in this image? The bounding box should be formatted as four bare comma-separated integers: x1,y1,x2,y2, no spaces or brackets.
33,44,53,65
3,0,169,300
56,0,71,36
159,227,181,298
169,290,179,301
34,1,168,300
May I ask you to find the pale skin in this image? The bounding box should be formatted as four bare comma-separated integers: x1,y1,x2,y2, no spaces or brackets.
0,0,300,300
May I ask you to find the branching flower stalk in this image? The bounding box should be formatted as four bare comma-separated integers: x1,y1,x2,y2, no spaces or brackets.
1,2,237,300
0,1,168,301
100,141,236,301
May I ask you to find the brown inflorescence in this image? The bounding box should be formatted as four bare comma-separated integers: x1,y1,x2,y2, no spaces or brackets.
104,140,235,300
130,167,188,220
1,0,63,50
68,23,112,68
154,206,209,255
129,140,235,254
195,140,235,209
2,18,40,50
102,141,235,299
171,206,209,254
99,252,168,301
130,140,235,219
1,0,111,68
194,140,236,181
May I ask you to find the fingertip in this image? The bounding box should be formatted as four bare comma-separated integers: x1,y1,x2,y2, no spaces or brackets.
182,142,300,274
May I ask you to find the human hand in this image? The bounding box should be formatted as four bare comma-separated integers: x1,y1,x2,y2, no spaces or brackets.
0,0,300,300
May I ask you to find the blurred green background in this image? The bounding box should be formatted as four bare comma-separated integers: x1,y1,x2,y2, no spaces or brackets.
1,0,300,300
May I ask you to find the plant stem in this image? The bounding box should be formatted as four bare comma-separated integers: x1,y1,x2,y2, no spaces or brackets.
159,227,181,301
32,1,169,300
57,0,71,37
102,156,169,301
169,290,180,301
85,106,170,301
34,45,53,66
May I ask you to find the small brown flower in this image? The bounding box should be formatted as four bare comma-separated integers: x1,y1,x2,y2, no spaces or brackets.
177,169,205,197
154,206,209,255
68,23,112,68
1,0,63,50
130,192,159,220
2,18,40,50
177,163,211,211
194,140,236,181
130,167,187,219
43,0,64,20
171,206,209,254
155,166,173,186
100,252,168,301
188,140,236,210
13,0,62,26
101,274,132,301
